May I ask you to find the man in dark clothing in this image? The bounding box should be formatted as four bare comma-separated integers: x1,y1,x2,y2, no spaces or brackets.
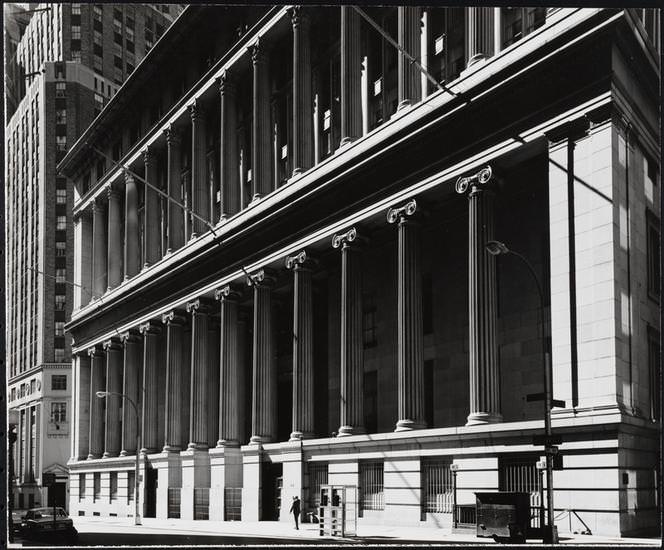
289,496,301,529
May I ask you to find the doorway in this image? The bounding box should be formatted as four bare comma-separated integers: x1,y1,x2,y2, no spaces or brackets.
47,481,66,508
144,466,157,518
261,462,283,521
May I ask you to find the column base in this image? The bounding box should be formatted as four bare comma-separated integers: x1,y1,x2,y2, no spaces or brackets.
394,419,426,432
249,435,273,445
396,99,412,112
87,453,101,460
250,194,263,204
162,445,181,453
465,412,503,426
337,425,365,437
140,447,158,455
119,450,128,457
339,137,356,149
288,431,314,441
102,451,119,458
187,442,208,451
216,439,240,448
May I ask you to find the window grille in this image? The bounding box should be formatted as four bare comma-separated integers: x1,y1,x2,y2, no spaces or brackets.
167,488,181,518
193,488,209,520
127,471,135,502
421,458,453,513
110,472,118,501
93,473,101,501
359,461,384,511
224,488,242,521
307,463,329,512
499,455,541,528
79,473,86,500
51,402,67,423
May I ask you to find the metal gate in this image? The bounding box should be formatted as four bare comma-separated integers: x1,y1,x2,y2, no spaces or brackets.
499,456,541,528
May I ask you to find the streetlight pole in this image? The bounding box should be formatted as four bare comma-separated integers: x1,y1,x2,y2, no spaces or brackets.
95,391,141,525
485,240,557,543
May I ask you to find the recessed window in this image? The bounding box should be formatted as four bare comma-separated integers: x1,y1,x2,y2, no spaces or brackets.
55,109,66,125
51,402,67,423
56,189,66,204
647,210,660,301
421,458,453,513
648,326,660,422
56,215,67,230
52,374,67,390
56,268,66,283
79,473,86,500
359,460,384,512
71,26,81,40
55,322,65,336
55,294,66,310
54,348,65,362
363,305,377,349
56,136,67,152
93,473,101,502
71,3,81,15
110,472,118,502
55,82,66,97
127,471,135,502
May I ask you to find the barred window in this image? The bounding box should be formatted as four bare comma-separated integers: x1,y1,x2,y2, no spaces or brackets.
79,473,86,500
56,268,66,282
307,463,329,512
93,472,101,501
55,109,67,125
56,189,67,204
110,472,118,501
71,3,81,15
421,458,453,513
55,322,65,336
52,374,67,390
359,461,384,511
56,241,66,255
71,26,80,40
55,294,66,310
56,136,67,151
55,348,65,362
498,454,541,525
128,471,135,502
57,215,67,230
51,402,67,423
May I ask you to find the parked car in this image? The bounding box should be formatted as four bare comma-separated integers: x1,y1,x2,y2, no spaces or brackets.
20,507,78,542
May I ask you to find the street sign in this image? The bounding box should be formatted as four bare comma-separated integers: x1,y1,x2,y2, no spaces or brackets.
544,445,559,455
533,434,563,446
42,472,56,486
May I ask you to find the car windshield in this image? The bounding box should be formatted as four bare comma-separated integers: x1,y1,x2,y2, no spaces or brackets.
28,507,67,519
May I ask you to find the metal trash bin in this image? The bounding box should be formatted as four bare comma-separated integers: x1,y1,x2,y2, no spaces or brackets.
475,492,530,543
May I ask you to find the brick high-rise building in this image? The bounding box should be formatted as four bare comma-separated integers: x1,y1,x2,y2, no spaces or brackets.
4,3,182,511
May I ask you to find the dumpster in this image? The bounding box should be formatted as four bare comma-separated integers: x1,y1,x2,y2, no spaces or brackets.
475,492,530,543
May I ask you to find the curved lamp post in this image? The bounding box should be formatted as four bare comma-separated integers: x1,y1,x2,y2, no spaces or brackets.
95,391,141,525
485,240,557,543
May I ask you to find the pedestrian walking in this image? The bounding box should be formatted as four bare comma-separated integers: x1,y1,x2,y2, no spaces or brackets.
289,496,301,530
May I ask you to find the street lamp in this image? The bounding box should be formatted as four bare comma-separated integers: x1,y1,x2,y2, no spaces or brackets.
95,391,141,525
485,240,558,543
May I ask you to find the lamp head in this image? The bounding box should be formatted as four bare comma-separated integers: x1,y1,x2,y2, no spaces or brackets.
485,240,509,256
95,391,109,399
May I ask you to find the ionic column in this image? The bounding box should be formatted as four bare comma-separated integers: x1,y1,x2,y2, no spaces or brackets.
143,147,161,266
340,6,362,145
219,71,240,219
397,7,421,110
290,6,313,175
332,228,365,436
465,7,495,67
107,184,123,290
75,210,93,308
186,298,212,450
165,126,184,252
124,171,140,279
140,321,162,453
190,100,208,238
251,39,272,201
387,200,425,431
91,199,107,298
103,338,123,457
285,251,316,440
215,285,242,446
248,269,277,444
455,166,501,425
162,310,186,451
87,346,105,459
121,330,142,456
72,353,91,460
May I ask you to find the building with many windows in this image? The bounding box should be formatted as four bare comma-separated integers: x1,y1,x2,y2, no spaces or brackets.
58,6,660,536
4,3,182,511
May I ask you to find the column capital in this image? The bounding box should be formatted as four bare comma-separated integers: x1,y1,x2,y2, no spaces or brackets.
218,70,236,96
123,169,135,185
162,309,187,325
107,182,122,200
120,329,142,344
249,36,269,65
332,226,365,249
87,345,104,358
189,99,205,121
163,125,181,145
142,147,154,165
139,320,162,335
289,5,309,28
186,297,214,314
387,198,418,224
285,250,317,271
92,196,106,212
103,338,123,352
247,267,276,288
215,284,243,302
455,165,493,195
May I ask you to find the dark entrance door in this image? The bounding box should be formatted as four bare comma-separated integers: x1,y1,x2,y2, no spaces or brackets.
261,462,283,521
145,466,157,518
47,482,66,508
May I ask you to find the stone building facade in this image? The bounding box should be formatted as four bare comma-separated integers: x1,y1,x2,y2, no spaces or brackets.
58,6,660,536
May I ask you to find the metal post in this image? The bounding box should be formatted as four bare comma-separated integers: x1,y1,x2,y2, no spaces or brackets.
135,406,142,525
451,463,458,529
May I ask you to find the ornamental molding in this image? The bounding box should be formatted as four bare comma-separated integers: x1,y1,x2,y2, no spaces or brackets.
455,165,493,195
285,250,316,270
386,198,417,224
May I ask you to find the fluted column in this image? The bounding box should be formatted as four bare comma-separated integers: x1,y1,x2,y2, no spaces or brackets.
121,330,141,456
107,184,123,290
206,318,220,448
285,251,316,440
291,6,313,175
124,171,140,279
103,338,123,457
251,39,272,201
466,7,495,67
140,321,161,453
249,269,277,444
456,166,501,425
163,310,186,451
165,126,183,252
215,285,242,446
332,228,365,436
340,6,362,145
219,71,240,219
91,199,107,298
186,298,212,449
387,200,425,431
397,7,421,110
143,148,161,266
87,346,105,459
190,100,208,238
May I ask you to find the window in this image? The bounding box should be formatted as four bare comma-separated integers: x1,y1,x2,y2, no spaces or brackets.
359,461,384,512
307,463,328,512
421,458,453,513
71,26,80,40
93,5,102,19
110,472,118,501
648,326,660,422
55,109,66,125
56,215,67,230
56,136,67,151
55,348,65,362
647,210,660,300
127,471,135,502
55,82,66,97
71,3,81,15
93,473,101,501
499,455,541,521
51,402,67,423
55,294,66,310
56,189,67,204
94,93,105,113
56,242,66,256
55,322,65,336
79,473,86,500
30,379,36,394
501,7,546,48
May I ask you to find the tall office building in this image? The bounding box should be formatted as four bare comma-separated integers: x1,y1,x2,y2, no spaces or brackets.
5,3,182,511
59,5,659,537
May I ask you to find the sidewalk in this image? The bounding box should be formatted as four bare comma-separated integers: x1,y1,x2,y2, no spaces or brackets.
69,516,661,546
